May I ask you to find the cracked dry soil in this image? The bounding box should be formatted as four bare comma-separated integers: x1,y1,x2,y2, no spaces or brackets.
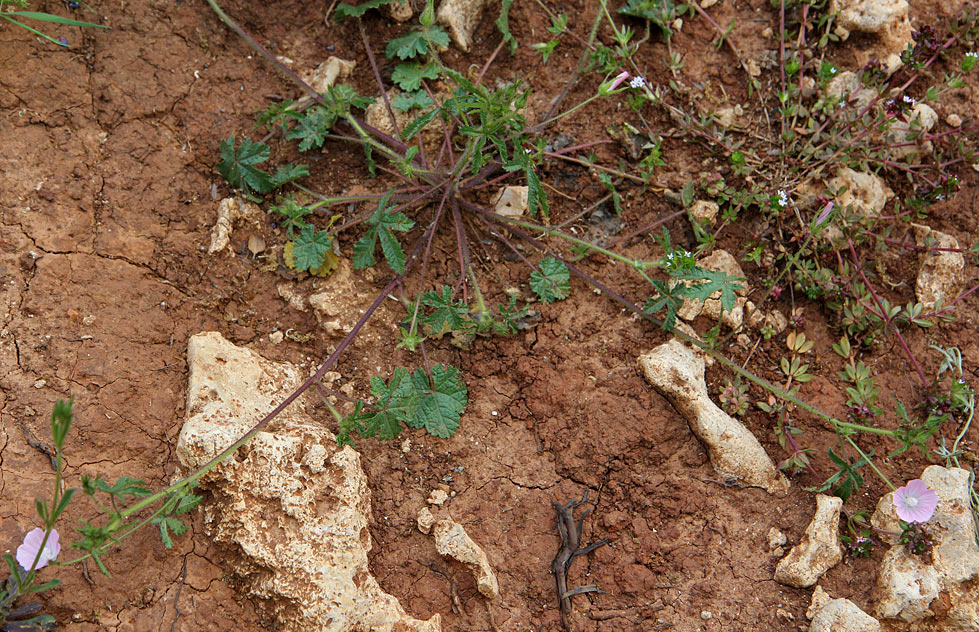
1,0,978,631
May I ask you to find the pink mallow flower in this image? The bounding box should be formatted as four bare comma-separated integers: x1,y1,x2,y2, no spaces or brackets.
893,480,938,523
608,70,631,91
16,528,60,570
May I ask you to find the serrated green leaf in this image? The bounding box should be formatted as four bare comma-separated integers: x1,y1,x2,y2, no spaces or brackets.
352,194,414,272
291,225,335,272
392,90,435,112
150,516,188,549
530,256,570,303
496,0,517,53
392,62,439,92
675,267,744,313
217,136,274,195
333,0,392,21
415,286,470,336
285,107,338,151
271,163,309,187
401,106,441,140
377,221,408,273
409,365,467,437
386,26,449,60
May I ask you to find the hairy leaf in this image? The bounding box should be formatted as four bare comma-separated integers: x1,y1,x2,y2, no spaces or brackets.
410,365,467,438
530,256,570,303
217,136,273,195
385,26,449,60
333,0,392,21
291,225,335,272
392,62,439,92
392,89,435,112
352,194,414,273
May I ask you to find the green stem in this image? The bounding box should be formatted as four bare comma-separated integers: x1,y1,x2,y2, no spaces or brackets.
845,435,895,491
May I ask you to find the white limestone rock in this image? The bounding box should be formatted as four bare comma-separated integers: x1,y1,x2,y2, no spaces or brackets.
494,185,528,217
433,518,499,599
688,200,719,226
885,103,939,161
774,495,843,588
176,332,441,632
208,197,262,255
912,223,964,311
871,466,979,630
437,0,491,52
301,56,355,94
638,339,788,493
807,586,881,632
830,0,912,74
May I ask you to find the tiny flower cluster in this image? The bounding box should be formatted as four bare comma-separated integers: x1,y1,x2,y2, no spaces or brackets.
629,76,646,89
902,95,917,106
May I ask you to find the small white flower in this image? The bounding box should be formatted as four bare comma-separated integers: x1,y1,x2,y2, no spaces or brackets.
903,95,916,105
666,252,674,260
830,66,838,74
967,51,978,59
777,190,789,207
629,76,646,89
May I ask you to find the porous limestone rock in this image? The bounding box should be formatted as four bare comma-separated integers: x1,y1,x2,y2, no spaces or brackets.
382,0,413,21
875,548,942,621
308,259,373,336
208,197,262,255
774,494,843,588
885,102,938,161
912,223,964,311
826,71,876,110
829,168,894,220
437,0,491,52
768,527,787,556
874,480,974,627
638,339,788,493
365,89,445,148
688,200,719,226
807,586,881,632
677,249,748,329
417,507,437,534
301,56,355,94
830,0,911,73
176,332,441,632
494,185,528,217
432,518,499,599
871,466,979,630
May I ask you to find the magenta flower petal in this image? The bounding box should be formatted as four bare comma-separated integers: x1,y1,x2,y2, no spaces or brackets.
608,70,630,91
893,479,938,523
15,527,61,570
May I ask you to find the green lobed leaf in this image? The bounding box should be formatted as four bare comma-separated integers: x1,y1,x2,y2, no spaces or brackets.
392,90,435,112
401,106,441,139
333,0,392,21
392,62,439,92
291,225,335,272
530,256,571,303
495,0,517,53
409,365,467,438
270,163,309,187
217,136,274,195
386,26,449,60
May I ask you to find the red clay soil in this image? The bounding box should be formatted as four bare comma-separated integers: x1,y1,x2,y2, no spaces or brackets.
0,0,976,630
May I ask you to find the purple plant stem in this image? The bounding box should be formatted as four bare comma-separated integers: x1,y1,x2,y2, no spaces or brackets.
846,239,928,386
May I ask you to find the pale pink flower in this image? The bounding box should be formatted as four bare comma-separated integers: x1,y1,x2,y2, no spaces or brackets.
608,70,631,91
16,528,60,570
893,480,938,523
